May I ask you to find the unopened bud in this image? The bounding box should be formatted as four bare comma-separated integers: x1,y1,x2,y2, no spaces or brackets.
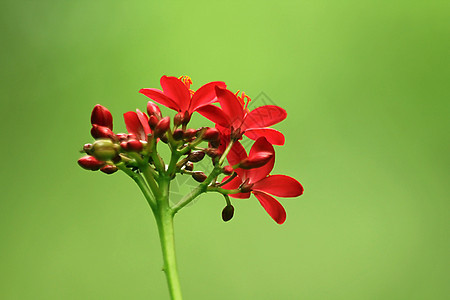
91,124,115,140
222,205,235,222
100,165,118,174
83,143,93,154
78,155,105,171
187,151,205,162
183,111,191,125
91,104,113,130
205,148,220,158
192,171,207,182
126,139,143,152
210,140,220,148
183,129,197,139
239,152,273,169
148,115,159,130
223,165,234,175
147,101,162,119
172,129,184,140
91,139,118,161
203,127,220,142
174,112,183,127
115,133,128,142
184,161,194,171
154,116,170,137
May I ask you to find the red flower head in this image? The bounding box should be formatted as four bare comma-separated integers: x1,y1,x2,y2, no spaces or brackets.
139,75,227,124
222,137,303,224
197,87,287,145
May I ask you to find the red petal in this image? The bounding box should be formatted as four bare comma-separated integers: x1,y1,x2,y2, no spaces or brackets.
160,76,191,112
253,191,286,224
139,88,180,112
196,104,231,127
91,104,113,130
242,105,287,130
253,175,304,197
136,109,152,137
215,86,244,127
230,192,251,199
246,137,275,183
244,128,285,145
123,111,148,141
226,141,248,179
189,81,226,112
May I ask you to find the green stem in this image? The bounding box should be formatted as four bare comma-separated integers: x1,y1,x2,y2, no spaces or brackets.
156,177,183,300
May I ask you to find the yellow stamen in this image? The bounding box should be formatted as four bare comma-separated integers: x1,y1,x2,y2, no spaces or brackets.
235,90,252,112
178,75,195,95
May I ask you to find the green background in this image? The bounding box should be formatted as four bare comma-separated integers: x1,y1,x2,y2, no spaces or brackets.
1,1,449,299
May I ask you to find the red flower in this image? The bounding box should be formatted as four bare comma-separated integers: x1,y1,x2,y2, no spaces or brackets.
222,137,303,224
198,87,287,145
123,109,152,141
139,75,226,122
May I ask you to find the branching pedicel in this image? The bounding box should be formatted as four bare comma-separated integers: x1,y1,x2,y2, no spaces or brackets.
77,75,304,299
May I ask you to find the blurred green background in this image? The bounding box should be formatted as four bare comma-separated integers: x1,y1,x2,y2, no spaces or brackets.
1,0,449,299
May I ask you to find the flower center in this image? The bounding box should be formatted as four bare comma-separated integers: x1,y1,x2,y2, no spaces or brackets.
179,75,195,95
235,90,251,112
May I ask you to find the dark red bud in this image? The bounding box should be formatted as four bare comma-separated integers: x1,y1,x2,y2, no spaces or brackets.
203,127,220,142
120,141,128,151
126,139,143,152
239,152,273,169
172,129,184,140
115,133,128,142
192,171,207,182
187,151,205,162
100,165,118,174
91,104,113,130
184,161,194,171
148,115,159,130
154,116,170,137
127,134,137,140
223,165,234,175
183,111,191,125
205,148,220,158
91,124,115,140
147,101,162,119
183,129,197,139
210,140,220,148
78,155,105,171
174,112,184,127
222,205,235,222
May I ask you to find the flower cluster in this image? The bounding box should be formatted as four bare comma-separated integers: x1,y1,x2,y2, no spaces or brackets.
78,75,303,224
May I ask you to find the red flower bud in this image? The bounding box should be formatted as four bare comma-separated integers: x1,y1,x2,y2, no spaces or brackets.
183,129,197,139
147,101,162,119
184,161,194,171
223,165,233,175
239,152,273,169
192,171,207,182
203,127,220,142
174,112,184,127
78,155,105,171
126,139,143,152
120,141,129,151
187,151,205,162
154,116,170,137
148,115,159,130
91,104,113,130
115,133,128,142
183,111,191,125
172,129,184,140
222,205,235,222
91,124,115,140
205,148,220,158
100,165,118,174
